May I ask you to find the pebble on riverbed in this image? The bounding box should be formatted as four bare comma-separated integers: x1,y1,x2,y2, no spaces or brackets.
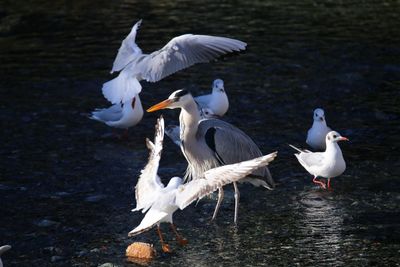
126,242,155,262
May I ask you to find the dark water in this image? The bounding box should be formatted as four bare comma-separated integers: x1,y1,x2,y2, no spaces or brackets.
1,0,400,266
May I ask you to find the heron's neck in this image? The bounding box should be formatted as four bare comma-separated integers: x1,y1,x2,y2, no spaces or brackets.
180,100,201,140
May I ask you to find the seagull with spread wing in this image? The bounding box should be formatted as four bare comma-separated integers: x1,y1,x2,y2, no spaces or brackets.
129,116,277,252
102,19,246,105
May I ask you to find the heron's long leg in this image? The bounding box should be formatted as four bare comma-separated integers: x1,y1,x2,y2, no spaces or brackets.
157,225,171,253
170,223,188,246
233,182,240,225
312,176,326,189
212,187,224,221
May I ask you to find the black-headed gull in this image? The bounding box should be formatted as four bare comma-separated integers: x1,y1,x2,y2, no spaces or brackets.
90,95,143,131
0,245,11,267
290,131,348,189
129,116,277,252
103,20,246,105
194,79,229,117
306,108,332,150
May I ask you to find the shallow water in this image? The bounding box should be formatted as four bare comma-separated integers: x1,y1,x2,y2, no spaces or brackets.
0,0,399,266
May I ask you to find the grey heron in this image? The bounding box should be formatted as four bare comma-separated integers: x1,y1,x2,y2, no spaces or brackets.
129,116,277,252
102,19,247,105
306,108,332,150
290,131,348,189
147,89,276,224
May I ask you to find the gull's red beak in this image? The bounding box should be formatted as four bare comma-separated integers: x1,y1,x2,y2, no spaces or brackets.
147,99,173,112
339,136,349,141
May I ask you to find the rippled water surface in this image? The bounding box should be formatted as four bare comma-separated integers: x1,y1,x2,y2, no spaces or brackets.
1,0,399,266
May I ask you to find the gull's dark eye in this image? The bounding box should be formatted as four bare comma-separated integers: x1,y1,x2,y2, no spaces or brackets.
333,134,337,138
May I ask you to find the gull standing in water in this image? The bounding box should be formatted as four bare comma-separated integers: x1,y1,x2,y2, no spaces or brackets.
195,79,229,117
102,19,246,105
290,131,348,189
306,108,332,150
129,116,277,252
147,89,275,224
89,95,144,132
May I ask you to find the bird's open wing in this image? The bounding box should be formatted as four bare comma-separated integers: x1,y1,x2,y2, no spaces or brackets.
138,34,246,82
175,152,277,210
133,116,165,212
111,19,143,73
128,209,168,237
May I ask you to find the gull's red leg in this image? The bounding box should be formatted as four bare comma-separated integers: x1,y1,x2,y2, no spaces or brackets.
312,176,326,189
170,223,188,246
327,178,332,189
157,225,172,253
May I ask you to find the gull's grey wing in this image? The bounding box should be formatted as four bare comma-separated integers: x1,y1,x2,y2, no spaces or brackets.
197,118,275,188
138,35,246,82
175,152,278,210
133,116,165,212
111,19,143,73
90,103,123,122
194,94,211,107
165,124,181,147
298,152,325,168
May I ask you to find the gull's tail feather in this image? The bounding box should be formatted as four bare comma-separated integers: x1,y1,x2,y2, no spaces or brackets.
102,72,142,104
288,144,303,153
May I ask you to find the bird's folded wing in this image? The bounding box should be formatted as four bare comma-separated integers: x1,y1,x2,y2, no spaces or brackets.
175,152,278,210
111,19,143,73
90,103,123,122
133,116,165,212
128,209,168,237
138,34,246,82
298,152,324,167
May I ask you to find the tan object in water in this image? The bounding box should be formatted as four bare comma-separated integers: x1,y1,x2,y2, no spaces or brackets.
126,242,156,260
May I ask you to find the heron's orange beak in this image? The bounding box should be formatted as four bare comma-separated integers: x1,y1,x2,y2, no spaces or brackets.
339,136,349,141
147,99,173,112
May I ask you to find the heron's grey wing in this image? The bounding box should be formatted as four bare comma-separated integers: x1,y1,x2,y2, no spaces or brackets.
298,152,325,168
197,119,273,184
175,152,278,210
138,35,246,82
133,116,165,212
111,19,143,73
90,104,123,122
128,208,168,237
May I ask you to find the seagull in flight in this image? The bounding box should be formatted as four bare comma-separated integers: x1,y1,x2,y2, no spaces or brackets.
103,19,247,105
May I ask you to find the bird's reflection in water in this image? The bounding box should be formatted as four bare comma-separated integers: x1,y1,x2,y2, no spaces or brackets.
295,190,345,265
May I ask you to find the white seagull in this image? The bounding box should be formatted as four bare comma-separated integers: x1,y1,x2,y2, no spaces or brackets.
0,245,11,267
89,94,144,131
194,79,229,117
290,131,348,189
129,116,277,252
103,19,246,104
306,108,332,150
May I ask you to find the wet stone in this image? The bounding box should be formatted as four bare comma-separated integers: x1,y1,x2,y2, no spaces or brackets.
85,194,107,203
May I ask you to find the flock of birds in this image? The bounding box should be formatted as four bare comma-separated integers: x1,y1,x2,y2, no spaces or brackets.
86,20,349,253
